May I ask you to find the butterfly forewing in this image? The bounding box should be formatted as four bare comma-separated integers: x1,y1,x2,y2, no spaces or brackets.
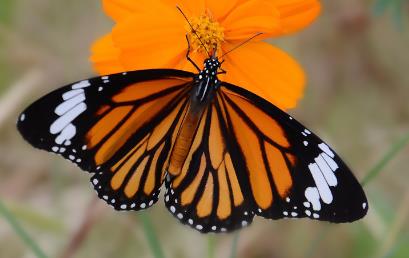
17,69,194,210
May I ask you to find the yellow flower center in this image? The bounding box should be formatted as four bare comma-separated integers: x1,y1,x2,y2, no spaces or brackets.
187,15,224,54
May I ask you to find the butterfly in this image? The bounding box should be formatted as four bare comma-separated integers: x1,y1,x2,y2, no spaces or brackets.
17,36,368,233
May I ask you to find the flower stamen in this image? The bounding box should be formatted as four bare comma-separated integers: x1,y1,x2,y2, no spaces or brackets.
187,15,224,54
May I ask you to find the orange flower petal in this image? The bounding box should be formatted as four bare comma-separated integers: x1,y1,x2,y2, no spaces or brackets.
222,41,305,110
271,0,321,36
102,0,168,22
174,51,209,73
111,6,187,71
102,0,138,22
222,0,281,41
205,0,239,20
90,34,125,75
162,0,206,17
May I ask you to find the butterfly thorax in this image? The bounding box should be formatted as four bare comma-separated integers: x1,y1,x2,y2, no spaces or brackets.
193,57,221,103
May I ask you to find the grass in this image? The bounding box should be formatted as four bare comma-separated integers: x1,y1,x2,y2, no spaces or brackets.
0,200,49,258
361,131,409,186
138,213,166,258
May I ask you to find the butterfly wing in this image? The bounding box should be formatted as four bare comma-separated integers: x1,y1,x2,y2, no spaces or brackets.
165,82,367,233
17,69,194,210
219,83,368,222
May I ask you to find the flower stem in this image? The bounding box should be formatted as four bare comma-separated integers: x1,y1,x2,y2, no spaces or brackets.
207,235,216,258
0,200,48,258
229,232,240,258
362,131,409,186
138,213,165,258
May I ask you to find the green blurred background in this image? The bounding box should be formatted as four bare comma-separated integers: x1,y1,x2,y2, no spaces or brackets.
0,0,408,258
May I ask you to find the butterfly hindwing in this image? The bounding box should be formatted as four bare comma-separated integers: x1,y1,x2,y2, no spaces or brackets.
18,69,195,210
164,95,255,233
219,83,368,223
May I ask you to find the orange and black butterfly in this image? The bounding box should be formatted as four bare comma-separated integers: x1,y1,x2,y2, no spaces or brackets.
17,47,368,233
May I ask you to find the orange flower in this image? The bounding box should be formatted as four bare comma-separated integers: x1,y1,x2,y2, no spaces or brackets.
90,0,321,109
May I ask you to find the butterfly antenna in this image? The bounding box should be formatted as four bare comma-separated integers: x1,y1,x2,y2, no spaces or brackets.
176,6,211,57
220,33,263,58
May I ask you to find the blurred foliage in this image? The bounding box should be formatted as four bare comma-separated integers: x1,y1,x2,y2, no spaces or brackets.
0,0,14,24
374,0,409,27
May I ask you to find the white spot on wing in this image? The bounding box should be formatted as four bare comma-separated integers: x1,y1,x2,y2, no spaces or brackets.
315,154,337,187
318,143,335,158
55,124,76,145
62,89,84,100
20,114,25,121
55,93,86,116
305,187,321,211
50,103,86,134
308,163,333,204
72,80,90,89
322,152,339,171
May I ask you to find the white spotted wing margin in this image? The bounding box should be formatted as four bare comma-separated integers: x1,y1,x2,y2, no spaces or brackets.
220,82,368,223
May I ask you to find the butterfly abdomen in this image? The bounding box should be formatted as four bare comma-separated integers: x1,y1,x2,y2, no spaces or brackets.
168,102,204,176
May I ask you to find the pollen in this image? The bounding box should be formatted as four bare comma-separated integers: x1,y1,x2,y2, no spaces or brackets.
187,15,224,54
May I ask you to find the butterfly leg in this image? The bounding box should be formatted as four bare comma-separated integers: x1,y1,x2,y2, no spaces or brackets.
217,70,226,75
185,34,201,72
